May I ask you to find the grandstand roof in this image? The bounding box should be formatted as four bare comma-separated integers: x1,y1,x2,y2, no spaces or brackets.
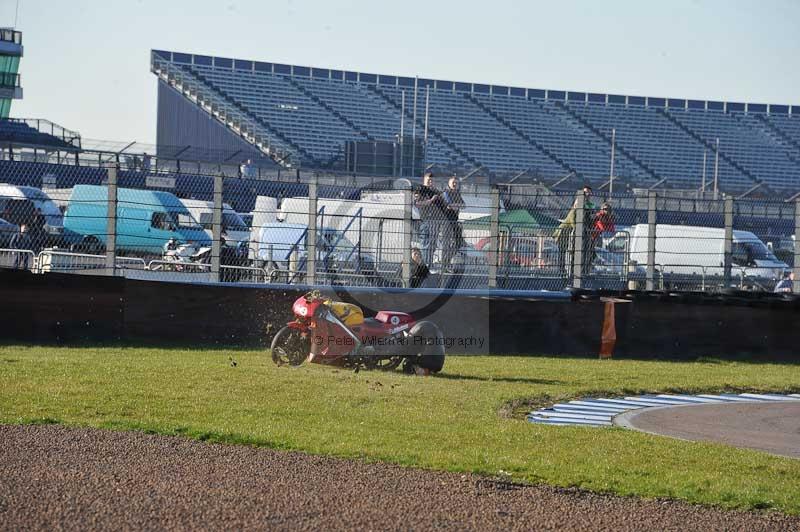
152,50,799,115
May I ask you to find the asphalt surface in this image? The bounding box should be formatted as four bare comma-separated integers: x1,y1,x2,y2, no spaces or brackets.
1,425,798,531
621,401,800,459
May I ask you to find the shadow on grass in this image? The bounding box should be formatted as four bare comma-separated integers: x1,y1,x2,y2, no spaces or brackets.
437,373,564,385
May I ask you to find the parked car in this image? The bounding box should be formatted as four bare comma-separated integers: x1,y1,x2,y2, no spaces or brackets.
474,235,556,269
0,217,17,247
0,184,65,247
64,185,210,254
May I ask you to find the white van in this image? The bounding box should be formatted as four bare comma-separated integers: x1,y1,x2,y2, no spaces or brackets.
179,199,249,247
612,224,788,281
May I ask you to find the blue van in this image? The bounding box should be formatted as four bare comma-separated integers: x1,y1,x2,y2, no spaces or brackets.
64,185,210,253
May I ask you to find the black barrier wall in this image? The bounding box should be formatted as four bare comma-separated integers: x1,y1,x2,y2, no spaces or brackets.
1,269,799,359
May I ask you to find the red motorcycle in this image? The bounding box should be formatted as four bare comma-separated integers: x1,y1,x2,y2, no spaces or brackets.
270,290,446,373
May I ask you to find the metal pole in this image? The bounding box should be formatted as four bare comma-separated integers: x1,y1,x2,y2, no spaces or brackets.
423,86,430,165
645,191,657,291
211,174,223,283
572,191,585,289
411,77,418,177
105,164,118,276
609,128,616,197
794,199,800,294
307,178,318,285
399,90,405,177
713,138,720,200
402,188,412,287
723,196,734,287
488,188,500,288
701,148,707,194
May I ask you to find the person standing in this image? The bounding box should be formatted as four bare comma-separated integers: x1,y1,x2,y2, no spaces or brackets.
10,224,32,269
590,201,616,260
141,152,152,173
414,171,443,266
552,186,596,275
29,207,47,252
440,175,465,271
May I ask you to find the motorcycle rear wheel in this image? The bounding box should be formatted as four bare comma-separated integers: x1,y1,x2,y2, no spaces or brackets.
271,326,310,367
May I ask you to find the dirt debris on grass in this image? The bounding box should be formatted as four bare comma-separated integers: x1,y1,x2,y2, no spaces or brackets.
0,425,798,531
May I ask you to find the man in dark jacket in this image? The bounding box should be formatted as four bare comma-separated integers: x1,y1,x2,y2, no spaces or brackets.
396,247,430,288
410,247,430,288
440,175,465,271
414,172,444,266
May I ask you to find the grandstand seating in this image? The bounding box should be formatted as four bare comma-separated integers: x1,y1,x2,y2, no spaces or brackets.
0,119,80,150
150,51,800,196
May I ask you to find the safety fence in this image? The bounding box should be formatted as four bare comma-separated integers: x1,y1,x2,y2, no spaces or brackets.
0,162,798,293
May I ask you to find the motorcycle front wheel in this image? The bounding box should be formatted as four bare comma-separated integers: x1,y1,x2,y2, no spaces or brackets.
270,326,310,367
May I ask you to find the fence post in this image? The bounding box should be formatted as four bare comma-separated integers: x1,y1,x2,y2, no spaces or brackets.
645,191,657,291
105,164,118,277
723,196,734,288
307,178,317,285
794,199,800,294
211,174,223,283
402,187,412,287
488,187,500,289
571,191,585,289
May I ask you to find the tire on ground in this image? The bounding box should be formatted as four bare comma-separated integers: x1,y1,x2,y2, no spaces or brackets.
408,320,445,373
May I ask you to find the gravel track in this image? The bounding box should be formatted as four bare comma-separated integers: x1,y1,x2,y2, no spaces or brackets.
1,425,797,531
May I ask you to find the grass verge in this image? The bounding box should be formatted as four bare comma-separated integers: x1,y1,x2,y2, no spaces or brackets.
1,346,799,513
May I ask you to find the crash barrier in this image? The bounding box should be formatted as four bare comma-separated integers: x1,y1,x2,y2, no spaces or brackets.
38,250,147,273
1,268,799,360
0,160,798,294
0,248,35,270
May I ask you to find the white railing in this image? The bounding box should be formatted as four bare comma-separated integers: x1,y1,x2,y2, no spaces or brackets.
37,250,146,273
220,265,269,283
0,248,36,270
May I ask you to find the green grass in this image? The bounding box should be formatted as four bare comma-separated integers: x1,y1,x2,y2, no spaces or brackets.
1,346,800,514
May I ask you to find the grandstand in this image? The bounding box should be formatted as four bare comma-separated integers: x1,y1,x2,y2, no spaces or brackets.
0,118,81,150
151,49,800,197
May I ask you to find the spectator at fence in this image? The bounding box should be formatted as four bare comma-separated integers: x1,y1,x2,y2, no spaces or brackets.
397,246,430,288
141,153,152,173
29,207,46,252
410,246,430,288
240,159,256,179
441,175,465,271
774,271,794,294
414,171,444,266
590,201,616,255
553,186,596,275
10,224,32,269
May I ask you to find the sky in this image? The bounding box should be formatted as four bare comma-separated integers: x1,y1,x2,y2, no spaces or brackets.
2,0,799,144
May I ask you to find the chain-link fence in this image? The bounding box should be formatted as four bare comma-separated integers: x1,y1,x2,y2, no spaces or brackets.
0,160,797,294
